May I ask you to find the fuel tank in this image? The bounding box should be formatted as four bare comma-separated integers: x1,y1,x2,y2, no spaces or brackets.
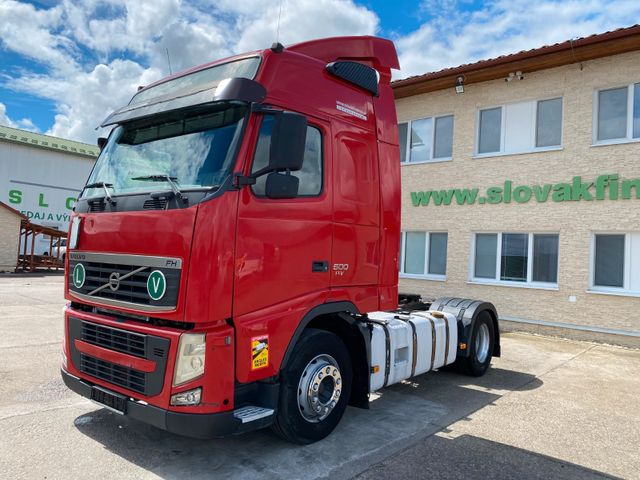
366,310,458,391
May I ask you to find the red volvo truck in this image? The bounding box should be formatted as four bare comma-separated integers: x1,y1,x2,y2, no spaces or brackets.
61,36,500,444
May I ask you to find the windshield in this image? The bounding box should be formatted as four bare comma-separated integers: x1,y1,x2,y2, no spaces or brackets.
83,104,247,198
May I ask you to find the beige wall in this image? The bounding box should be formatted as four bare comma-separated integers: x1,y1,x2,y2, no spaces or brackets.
0,209,21,271
395,50,640,333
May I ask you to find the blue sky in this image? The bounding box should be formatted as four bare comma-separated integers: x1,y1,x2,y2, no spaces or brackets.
1,0,639,143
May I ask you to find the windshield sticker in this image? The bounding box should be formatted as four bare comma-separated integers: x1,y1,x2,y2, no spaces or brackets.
336,101,367,121
251,335,269,370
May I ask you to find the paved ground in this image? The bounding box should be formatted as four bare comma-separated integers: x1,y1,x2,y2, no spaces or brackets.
0,274,638,480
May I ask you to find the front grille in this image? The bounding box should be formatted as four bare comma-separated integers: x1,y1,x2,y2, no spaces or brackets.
68,252,181,312
82,262,156,306
80,354,146,393
81,321,146,358
69,317,170,397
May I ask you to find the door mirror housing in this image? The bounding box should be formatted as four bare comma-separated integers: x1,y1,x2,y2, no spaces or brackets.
268,112,307,172
265,172,299,199
97,137,108,151
234,111,308,190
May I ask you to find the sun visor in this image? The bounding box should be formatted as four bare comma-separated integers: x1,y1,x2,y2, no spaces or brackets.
100,77,267,127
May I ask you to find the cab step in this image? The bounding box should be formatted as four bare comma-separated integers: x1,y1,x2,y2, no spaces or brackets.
233,406,275,423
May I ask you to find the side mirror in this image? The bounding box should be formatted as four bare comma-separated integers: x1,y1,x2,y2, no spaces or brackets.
97,137,108,151
265,172,299,199
268,112,307,172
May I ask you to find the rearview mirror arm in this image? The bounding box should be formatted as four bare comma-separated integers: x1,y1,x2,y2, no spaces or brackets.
233,167,292,189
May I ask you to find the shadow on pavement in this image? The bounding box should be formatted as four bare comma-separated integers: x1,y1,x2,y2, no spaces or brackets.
0,271,65,278
70,365,555,479
356,433,621,480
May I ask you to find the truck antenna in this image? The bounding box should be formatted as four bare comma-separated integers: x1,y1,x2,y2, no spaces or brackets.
165,47,173,75
275,0,284,45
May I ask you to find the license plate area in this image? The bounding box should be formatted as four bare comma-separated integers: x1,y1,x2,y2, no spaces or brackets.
91,386,127,415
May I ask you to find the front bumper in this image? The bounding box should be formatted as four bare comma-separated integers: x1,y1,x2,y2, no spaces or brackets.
61,369,272,439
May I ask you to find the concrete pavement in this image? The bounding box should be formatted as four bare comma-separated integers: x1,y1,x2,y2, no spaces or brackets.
0,275,638,479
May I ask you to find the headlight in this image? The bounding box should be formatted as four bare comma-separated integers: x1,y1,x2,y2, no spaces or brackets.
173,333,206,386
171,387,202,406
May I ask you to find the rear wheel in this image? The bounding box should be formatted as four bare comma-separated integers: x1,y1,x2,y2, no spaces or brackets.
272,328,352,444
456,311,495,377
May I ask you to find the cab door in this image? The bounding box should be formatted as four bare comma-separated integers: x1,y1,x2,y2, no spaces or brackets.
331,121,380,293
233,113,332,317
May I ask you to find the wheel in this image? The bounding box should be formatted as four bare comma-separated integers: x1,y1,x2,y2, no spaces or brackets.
62,253,66,261
271,328,352,444
456,311,495,377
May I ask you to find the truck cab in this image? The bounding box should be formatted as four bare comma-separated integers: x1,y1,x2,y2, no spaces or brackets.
61,37,499,444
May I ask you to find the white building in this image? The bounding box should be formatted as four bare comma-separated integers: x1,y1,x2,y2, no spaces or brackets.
0,126,98,255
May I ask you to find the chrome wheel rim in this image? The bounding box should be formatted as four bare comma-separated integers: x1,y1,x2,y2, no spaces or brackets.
297,354,342,423
475,323,490,364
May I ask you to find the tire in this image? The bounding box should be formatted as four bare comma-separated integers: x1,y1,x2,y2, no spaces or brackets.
456,311,495,377
271,328,352,444
62,253,66,262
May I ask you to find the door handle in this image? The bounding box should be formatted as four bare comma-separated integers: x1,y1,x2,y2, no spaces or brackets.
312,260,329,272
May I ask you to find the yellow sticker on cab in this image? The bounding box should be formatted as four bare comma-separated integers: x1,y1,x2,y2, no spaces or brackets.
251,335,269,370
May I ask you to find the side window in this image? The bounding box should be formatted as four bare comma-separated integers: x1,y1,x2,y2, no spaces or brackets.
251,116,323,197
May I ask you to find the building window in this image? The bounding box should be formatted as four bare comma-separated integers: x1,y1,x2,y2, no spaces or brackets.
472,233,559,286
478,108,502,154
590,233,640,295
400,231,448,279
595,84,640,143
398,115,454,163
476,98,563,155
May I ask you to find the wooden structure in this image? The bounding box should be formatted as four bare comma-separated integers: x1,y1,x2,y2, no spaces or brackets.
16,219,67,272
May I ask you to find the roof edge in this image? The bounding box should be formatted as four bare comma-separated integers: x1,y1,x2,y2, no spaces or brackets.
0,125,99,158
0,201,28,220
392,24,640,98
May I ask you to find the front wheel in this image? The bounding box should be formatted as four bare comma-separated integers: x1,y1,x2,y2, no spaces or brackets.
271,328,352,444
456,311,495,377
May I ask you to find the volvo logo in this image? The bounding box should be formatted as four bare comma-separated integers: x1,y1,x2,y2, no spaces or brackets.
108,272,121,291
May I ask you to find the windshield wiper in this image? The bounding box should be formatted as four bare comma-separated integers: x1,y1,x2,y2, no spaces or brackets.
82,181,115,205
131,174,186,203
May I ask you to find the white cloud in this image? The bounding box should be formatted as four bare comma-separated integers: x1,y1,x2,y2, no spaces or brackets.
1,0,379,143
12,60,163,141
0,0,77,73
0,102,39,131
229,0,379,53
0,103,17,128
60,0,182,58
395,0,640,79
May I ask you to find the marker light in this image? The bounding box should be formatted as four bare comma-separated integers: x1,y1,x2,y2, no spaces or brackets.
61,305,68,369
173,333,206,386
69,216,81,249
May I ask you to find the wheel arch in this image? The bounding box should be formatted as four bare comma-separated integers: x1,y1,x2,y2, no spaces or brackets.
430,297,501,358
281,302,370,409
